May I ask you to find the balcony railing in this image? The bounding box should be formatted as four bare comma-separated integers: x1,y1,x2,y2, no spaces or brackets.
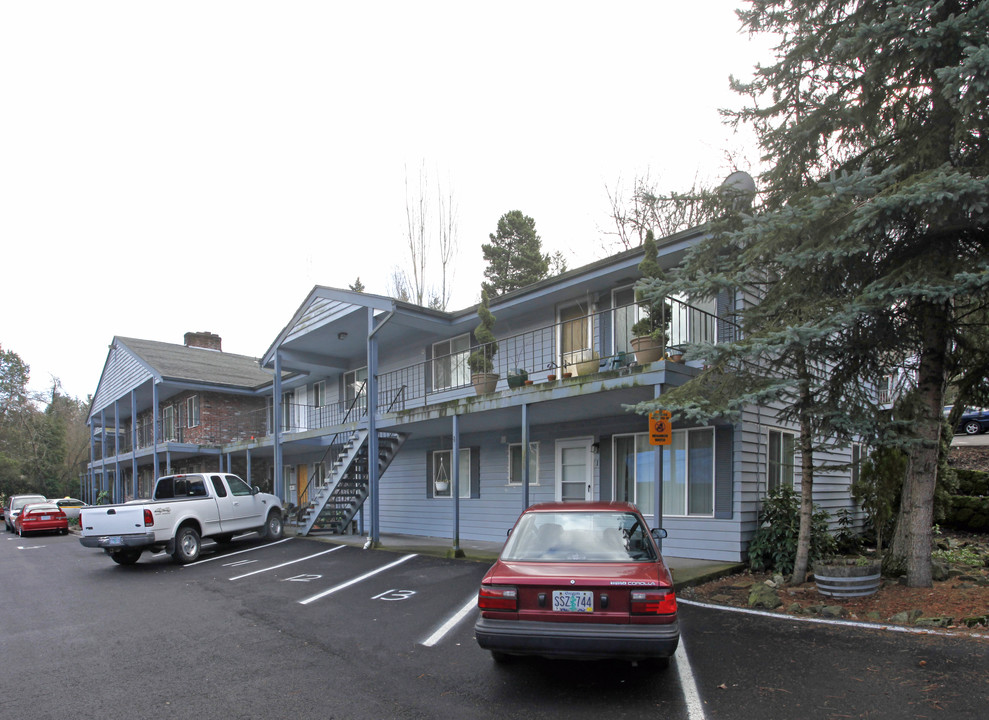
91,298,728,460
376,297,724,412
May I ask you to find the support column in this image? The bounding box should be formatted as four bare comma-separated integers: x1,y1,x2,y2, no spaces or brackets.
273,350,284,499
130,390,138,498
152,382,161,482
653,385,664,550
522,403,530,511
367,307,380,545
451,413,464,558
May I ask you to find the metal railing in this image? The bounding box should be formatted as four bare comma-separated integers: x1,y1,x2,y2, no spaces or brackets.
376,297,725,412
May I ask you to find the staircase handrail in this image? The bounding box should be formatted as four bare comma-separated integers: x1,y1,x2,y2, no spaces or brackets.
296,381,368,515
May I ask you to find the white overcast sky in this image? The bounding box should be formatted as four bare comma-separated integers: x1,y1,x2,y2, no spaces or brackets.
1,1,774,403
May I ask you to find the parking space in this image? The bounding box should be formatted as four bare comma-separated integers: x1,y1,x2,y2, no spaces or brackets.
175,537,491,652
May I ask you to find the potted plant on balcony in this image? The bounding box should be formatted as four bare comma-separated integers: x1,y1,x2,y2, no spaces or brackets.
630,230,671,364
573,349,601,377
468,288,500,395
507,349,528,389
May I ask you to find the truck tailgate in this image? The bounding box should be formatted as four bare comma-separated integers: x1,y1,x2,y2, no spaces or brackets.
81,505,148,537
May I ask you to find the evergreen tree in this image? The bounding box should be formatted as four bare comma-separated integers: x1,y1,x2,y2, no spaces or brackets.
634,0,989,587
482,210,550,295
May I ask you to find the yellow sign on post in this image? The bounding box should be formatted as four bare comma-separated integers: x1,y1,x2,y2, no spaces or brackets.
649,410,672,446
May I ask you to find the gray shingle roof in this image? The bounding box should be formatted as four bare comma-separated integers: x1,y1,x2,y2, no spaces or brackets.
118,337,273,390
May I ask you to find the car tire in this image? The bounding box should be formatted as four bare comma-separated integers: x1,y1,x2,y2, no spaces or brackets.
110,548,142,565
172,526,201,563
260,510,283,541
964,421,982,435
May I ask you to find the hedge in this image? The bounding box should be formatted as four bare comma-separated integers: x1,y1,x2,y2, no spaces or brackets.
943,496,989,533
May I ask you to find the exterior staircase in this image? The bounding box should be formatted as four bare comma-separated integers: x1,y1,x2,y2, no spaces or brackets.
298,429,407,536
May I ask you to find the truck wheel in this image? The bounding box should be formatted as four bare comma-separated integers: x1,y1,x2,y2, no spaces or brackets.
111,548,142,565
260,511,283,541
172,526,201,563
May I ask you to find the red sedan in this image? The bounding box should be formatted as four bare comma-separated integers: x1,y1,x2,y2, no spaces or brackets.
14,502,69,537
475,501,679,666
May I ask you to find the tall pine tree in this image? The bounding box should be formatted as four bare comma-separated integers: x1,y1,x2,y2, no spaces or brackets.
482,210,550,296
634,0,989,587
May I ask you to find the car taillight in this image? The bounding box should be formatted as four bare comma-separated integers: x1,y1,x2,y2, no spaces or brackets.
144,509,154,527
630,590,677,615
478,585,518,611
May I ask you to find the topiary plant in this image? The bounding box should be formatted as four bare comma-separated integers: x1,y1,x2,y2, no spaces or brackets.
631,230,672,344
468,288,498,374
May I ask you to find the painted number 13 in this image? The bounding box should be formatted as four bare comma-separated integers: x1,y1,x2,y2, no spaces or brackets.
371,589,417,601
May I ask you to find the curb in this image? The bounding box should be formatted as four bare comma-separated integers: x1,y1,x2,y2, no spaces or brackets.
678,597,989,641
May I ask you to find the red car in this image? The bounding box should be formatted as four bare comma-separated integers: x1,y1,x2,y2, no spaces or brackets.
475,501,679,666
14,502,69,537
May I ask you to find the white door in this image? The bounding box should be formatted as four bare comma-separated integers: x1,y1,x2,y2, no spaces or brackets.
555,438,594,501
294,386,309,431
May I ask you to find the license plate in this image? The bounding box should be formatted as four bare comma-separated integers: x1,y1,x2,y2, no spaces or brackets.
40,515,52,520
552,590,594,613
105,536,124,546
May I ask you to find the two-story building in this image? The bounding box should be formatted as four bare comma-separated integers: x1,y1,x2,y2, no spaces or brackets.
86,331,277,501
86,227,861,562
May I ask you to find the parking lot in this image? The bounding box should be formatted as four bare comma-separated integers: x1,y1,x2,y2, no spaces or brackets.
3,528,986,719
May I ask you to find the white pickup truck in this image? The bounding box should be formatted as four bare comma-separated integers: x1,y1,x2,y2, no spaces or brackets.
79,473,283,565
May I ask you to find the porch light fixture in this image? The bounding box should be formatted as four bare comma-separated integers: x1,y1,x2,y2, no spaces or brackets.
337,332,348,340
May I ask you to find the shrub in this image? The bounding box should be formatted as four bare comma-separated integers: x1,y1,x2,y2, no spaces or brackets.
955,469,989,497
748,485,836,576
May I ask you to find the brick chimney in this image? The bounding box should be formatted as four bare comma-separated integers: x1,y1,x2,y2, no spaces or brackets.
184,331,222,351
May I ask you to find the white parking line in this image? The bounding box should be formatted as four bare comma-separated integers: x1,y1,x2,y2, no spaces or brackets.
183,537,293,566
299,553,417,605
675,640,706,720
420,593,478,647
230,545,345,580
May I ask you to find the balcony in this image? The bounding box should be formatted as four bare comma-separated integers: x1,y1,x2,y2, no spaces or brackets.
375,297,724,413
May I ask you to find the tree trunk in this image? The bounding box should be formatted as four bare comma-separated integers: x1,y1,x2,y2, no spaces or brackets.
886,301,950,587
791,355,814,585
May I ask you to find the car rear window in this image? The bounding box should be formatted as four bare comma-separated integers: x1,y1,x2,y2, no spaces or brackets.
500,511,658,563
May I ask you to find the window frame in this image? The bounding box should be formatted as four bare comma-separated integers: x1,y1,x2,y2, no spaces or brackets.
558,301,592,369
613,428,716,517
431,334,471,391
186,395,200,429
767,428,796,494
507,442,540,486
427,447,481,500
162,405,175,441
344,367,368,409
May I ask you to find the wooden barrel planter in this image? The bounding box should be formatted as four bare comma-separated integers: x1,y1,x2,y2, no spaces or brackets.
813,561,882,598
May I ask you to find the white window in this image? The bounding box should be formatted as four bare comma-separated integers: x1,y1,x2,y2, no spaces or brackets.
432,334,470,390
312,381,325,407
559,302,592,369
508,442,539,485
281,392,293,431
612,286,637,356
162,406,175,441
344,367,368,409
768,429,796,493
663,428,714,516
187,395,200,428
432,448,471,499
613,434,656,511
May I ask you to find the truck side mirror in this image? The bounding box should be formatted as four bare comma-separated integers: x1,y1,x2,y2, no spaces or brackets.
253,486,261,495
